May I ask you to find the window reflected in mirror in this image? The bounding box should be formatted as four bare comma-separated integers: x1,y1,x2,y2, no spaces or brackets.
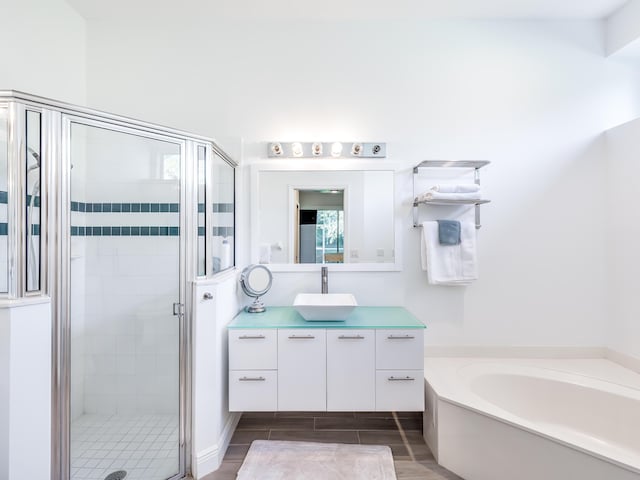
295,189,344,264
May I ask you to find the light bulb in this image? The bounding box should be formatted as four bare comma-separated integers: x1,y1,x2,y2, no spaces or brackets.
292,142,303,157
271,143,283,156
331,142,343,157
351,143,362,156
312,142,323,156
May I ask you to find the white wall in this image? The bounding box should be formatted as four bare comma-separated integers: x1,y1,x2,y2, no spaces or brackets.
84,18,640,349
606,117,640,359
606,0,640,56
0,0,86,104
0,300,52,480
192,273,242,478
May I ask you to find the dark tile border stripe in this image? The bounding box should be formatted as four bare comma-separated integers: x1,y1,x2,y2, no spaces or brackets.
67,226,234,237
72,202,180,213
70,226,179,237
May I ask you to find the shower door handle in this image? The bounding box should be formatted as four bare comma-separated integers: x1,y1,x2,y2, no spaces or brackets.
173,302,185,316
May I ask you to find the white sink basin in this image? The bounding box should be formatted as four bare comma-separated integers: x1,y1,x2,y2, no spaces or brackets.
293,293,358,321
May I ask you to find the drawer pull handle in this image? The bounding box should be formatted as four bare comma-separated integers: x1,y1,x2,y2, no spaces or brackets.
387,335,415,340
338,335,365,339
288,335,315,339
239,335,266,339
388,376,416,382
239,376,266,382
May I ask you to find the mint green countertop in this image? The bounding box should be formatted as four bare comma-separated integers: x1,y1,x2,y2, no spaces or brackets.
228,306,426,329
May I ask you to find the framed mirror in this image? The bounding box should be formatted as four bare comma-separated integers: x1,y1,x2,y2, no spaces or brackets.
240,264,273,312
251,162,402,272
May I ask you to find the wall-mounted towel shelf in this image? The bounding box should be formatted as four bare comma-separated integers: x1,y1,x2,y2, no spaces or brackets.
412,160,491,229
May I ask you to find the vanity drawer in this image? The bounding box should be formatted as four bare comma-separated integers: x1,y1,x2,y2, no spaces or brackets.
376,329,424,370
375,370,424,411
229,329,277,370
229,370,277,411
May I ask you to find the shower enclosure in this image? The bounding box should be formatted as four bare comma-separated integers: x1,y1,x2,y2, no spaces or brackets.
0,91,236,480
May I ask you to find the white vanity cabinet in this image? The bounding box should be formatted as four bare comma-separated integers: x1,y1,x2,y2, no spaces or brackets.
228,329,278,411
375,330,425,411
228,306,425,412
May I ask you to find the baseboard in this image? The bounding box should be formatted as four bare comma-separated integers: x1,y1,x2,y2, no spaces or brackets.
219,412,242,463
424,345,606,359
193,412,241,479
605,348,640,374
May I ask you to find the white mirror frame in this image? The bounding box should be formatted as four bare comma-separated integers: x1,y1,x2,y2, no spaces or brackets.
250,160,402,272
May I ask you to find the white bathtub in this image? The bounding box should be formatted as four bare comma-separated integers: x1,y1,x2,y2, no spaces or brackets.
423,358,640,480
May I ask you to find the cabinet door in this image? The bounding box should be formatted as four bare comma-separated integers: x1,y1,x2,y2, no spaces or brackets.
278,329,326,411
326,329,375,411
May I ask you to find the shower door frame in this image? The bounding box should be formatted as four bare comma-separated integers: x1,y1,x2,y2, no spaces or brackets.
52,108,199,480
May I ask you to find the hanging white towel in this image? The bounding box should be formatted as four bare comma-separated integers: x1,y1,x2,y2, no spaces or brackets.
430,184,480,193
420,218,478,286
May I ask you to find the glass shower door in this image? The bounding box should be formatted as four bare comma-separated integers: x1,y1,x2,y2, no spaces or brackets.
69,122,183,480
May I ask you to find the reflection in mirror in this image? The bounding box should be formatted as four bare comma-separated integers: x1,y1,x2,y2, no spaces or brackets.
246,266,271,293
257,170,394,265
211,153,235,274
197,145,206,276
26,110,42,292
295,189,344,264
0,108,7,292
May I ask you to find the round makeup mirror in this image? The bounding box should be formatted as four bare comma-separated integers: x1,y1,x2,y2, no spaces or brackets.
240,264,273,313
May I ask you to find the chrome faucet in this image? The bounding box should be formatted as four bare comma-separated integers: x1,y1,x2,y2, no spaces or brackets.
321,266,328,294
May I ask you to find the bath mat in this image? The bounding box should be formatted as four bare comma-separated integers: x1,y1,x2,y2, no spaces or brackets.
236,440,397,480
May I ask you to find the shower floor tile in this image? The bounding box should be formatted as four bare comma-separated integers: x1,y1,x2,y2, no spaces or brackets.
71,414,179,480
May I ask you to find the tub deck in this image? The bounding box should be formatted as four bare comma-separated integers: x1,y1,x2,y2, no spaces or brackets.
424,357,640,480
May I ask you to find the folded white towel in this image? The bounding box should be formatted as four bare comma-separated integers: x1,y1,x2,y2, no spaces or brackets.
415,191,482,203
420,218,478,286
430,184,480,193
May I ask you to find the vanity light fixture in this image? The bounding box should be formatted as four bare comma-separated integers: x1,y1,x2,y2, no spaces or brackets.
267,142,386,158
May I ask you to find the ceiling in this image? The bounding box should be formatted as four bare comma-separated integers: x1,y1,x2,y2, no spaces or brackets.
66,0,630,21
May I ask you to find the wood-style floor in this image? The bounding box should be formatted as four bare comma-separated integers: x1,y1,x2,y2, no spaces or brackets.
202,412,462,480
